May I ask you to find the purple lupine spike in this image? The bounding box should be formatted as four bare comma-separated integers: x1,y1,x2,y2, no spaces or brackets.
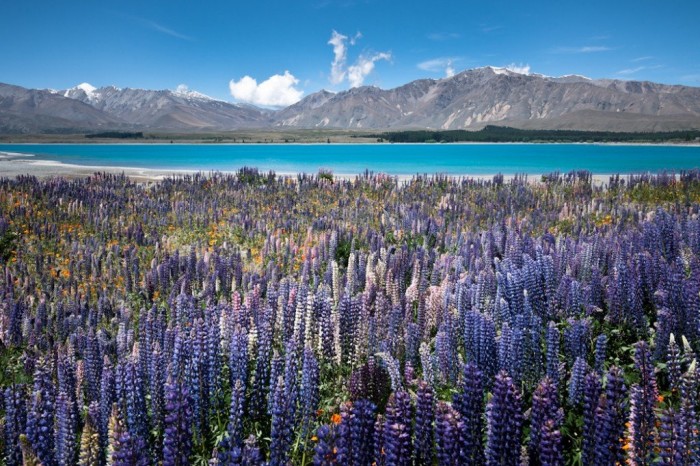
269,376,293,466
163,374,193,466
107,403,147,466
486,371,523,466
414,382,435,465
26,358,56,466
529,377,562,462
383,391,414,466
594,334,607,375
336,399,377,466
581,370,602,465
124,347,149,450
435,401,464,466
374,414,386,466
3,384,27,466
227,380,245,449
545,322,560,387
666,334,682,392
300,347,320,441
453,362,484,465
313,424,337,466
250,311,272,422
568,356,588,405
628,341,658,466
594,366,628,466
229,326,249,388
658,407,685,465
55,390,77,466
539,419,563,466
99,355,116,458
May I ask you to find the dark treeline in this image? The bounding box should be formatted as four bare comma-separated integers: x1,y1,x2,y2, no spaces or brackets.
85,131,144,139
369,125,700,143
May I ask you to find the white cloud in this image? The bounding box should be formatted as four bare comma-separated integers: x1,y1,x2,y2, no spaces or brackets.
229,71,303,107
328,30,348,85
553,45,612,54
348,52,391,87
504,63,531,75
327,30,391,88
417,57,459,78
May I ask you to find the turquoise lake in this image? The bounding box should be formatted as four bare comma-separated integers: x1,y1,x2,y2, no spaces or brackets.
2,143,700,175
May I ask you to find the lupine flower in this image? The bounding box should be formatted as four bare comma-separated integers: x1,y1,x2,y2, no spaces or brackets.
530,377,562,461
567,357,588,405
628,341,658,466
581,370,602,465
163,375,193,466
336,399,377,466
414,382,435,465
312,424,337,466
56,390,77,466
4,384,27,466
269,376,293,466
26,358,56,466
435,401,464,466
594,366,628,466
453,362,484,464
383,391,413,466
486,371,523,466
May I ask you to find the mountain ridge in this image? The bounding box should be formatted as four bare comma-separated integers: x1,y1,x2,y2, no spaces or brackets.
2,67,700,134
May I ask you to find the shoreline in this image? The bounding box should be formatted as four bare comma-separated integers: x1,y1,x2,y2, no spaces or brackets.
0,154,655,186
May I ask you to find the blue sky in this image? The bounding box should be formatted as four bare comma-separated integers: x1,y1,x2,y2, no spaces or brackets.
2,0,699,106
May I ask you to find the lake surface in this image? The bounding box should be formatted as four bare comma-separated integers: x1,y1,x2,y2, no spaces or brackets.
2,143,700,175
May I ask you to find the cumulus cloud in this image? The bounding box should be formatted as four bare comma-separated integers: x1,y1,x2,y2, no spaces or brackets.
418,57,459,77
327,30,390,88
504,63,531,75
229,71,303,107
328,30,348,85
348,52,392,87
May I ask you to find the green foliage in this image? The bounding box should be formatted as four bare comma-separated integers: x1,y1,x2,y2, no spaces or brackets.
370,125,700,144
0,229,17,262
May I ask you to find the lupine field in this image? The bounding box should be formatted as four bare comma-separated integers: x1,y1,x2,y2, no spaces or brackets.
3,168,700,465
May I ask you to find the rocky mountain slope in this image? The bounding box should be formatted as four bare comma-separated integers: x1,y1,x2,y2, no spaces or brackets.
275,67,700,131
2,67,700,133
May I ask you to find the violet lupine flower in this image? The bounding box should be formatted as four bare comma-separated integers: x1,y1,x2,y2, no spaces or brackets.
337,399,377,466
383,390,414,466
99,356,116,458
545,322,560,387
435,401,465,466
414,382,435,465
163,375,193,466
250,313,273,423
55,390,77,466
374,414,386,466
312,425,337,466
539,419,563,466
107,404,147,466
269,376,293,466
658,407,685,465
666,333,682,392
486,371,523,466
594,366,628,466
628,341,658,466
581,370,602,465
227,380,245,450
594,334,607,375
529,377,562,463
452,362,484,465
300,347,320,440
3,384,27,466
567,357,588,405
26,358,56,466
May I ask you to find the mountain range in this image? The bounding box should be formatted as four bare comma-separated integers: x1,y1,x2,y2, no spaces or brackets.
2,67,700,134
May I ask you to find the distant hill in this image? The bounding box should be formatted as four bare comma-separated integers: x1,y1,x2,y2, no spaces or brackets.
2,67,700,134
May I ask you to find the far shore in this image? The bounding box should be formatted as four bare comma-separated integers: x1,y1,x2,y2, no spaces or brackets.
0,155,632,186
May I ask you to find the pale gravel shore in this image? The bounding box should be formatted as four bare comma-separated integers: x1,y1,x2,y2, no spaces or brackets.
0,155,613,185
